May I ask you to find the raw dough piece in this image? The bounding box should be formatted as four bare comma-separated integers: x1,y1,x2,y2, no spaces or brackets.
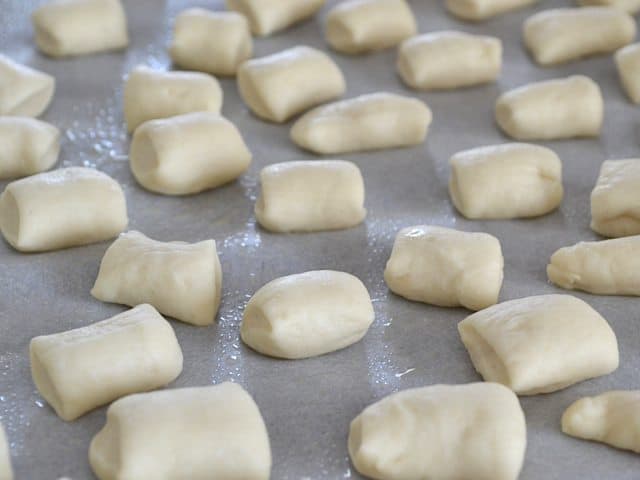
123,66,222,133
548,235,640,295
591,159,640,237
495,75,603,140
449,143,563,219
397,31,502,90
0,117,60,179
0,55,55,117
255,160,366,232
0,167,127,252
227,0,324,36
562,390,640,453
0,424,12,480
616,44,640,104
90,383,271,480
129,112,252,195
241,270,374,359
30,304,183,421
237,46,345,123
32,0,128,57
458,294,619,395
523,8,635,66
579,0,640,14
349,382,526,480
91,231,222,326
446,0,538,21
170,9,252,76
384,225,503,310
291,92,432,154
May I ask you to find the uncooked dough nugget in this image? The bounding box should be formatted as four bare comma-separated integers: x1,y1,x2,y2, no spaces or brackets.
170,9,252,76
579,0,640,14
384,225,503,311
241,270,374,359
91,231,222,326
255,160,366,232
123,66,222,133
0,424,12,480
237,46,345,123
446,0,538,21
0,117,60,179
495,75,603,140
449,143,563,219
0,55,55,117
591,159,640,237
458,294,619,395
30,304,183,421
0,167,127,252
291,92,432,154
130,112,252,195
397,31,502,90
523,7,635,66
227,0,324,36
616,43,640,104
89,383,271,480
32,0,129,57
348,382,526,480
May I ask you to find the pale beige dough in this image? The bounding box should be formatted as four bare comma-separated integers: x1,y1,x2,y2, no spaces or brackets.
446,0,539,21
616,43,640,104
0,117,60,179
0,424,12,480
227,0,324,36
579,0,640,13
0,55,55,117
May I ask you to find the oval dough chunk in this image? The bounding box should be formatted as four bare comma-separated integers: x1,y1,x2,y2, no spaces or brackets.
123,66,222,133
227,0,324,36
32,0,128,57
523,8,635,66
169,9,252,76
579,0,640,14
30,304,183,421
89,383,271,480
0,55,55,117
241,270,375,359
449,143,563,219
0,424,12,480
255,160,366,232
397,31,502,91
291,92,432,154
495,75,603,140
384,225,504,311
91,231,222,326
0,117,60,179
446,0,538,21
238,46,345,123
458,294,619,395
616,43,640,104
591,159,640,237
0,167,128,252
349,382,526,480
130,112,252,195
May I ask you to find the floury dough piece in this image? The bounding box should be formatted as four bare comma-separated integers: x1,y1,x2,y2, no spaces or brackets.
129,112,252,195
449,143,563,219
579,0,640,14
255,160,366,232
0,424,12,480
91,231,222,326
237,46,345,123
226,0,324,36
348,383,526,480
446,0,538,21
0,55,55,117
0,117,60,179
495,75,603,140
241,270,374,359
30,304,183,421
397,31,502,90
0,167,127,252
616,44,640,104
291,92,432,154
458,294,619,395
90,383,271,480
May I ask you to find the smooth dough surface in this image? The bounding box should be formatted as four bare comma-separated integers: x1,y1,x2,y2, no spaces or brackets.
446,0,538,21
91,230,222,326
579,0,640,13
616,43,640,104
591,159,640,237
325,0,417,54
89,383,271,480
458,294,619,395
255,160,366,232
0,55,55,117
291,92,432,154
130,112,251,195
0,167,128,252
237,46,345,123
495,75,603,140
241,270,374,359
349,382,526,480
227,0,324,36
0,424,12,480
0,117,60,179
384,225,503,311
449,143,563,219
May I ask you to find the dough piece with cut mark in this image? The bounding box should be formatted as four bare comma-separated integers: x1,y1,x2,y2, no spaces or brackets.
0,117,60,179
0,55,55,117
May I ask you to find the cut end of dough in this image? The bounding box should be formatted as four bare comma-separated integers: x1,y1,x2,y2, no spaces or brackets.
494,99,518,139
30,341,67,420
129,128,160,192
458,320,512,388
0,190,21,250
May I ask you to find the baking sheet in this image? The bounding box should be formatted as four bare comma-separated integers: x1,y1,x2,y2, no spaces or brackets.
1,0,640,478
